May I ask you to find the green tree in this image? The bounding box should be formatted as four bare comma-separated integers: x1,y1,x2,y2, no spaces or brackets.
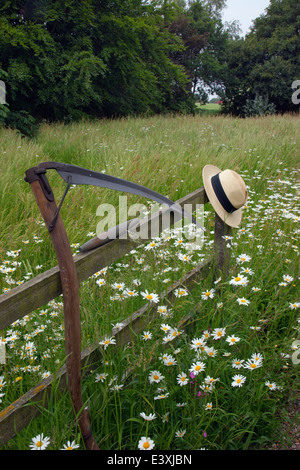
0,0,194,134
166,1,231,102
220,0,300,116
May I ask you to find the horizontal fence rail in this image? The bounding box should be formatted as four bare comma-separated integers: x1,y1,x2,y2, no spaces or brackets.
0,186,232,447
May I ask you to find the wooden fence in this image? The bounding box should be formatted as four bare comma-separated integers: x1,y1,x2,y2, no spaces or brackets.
0,186,232,447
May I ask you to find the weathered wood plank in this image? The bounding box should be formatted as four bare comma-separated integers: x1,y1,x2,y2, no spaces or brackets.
0,258,211,447
0,187,208,330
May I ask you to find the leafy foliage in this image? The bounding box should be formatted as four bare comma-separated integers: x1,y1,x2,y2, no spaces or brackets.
219,0,300,116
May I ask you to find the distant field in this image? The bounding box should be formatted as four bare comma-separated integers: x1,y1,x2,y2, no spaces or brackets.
196,102,222,115
0,113,299,450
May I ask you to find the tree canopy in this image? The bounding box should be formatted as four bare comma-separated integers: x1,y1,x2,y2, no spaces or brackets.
0,0,298,135
218,0,300,116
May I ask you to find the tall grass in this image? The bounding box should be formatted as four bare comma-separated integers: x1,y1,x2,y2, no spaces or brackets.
0,113,299,450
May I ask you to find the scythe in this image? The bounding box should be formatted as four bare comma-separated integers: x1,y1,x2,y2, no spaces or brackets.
25,161,199,450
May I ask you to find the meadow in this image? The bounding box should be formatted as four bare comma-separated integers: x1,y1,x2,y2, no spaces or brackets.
0,112,299,450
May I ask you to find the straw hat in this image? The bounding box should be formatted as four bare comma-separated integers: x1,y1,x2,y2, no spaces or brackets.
202,165,248,228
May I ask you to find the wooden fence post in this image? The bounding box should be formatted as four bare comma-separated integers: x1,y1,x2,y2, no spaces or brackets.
213,212,232,279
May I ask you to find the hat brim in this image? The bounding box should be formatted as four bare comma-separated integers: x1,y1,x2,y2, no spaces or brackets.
202,165,243,228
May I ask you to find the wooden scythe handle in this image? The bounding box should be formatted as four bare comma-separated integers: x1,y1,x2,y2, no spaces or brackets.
27,177,99,450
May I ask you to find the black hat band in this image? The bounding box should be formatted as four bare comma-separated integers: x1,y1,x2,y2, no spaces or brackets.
211,173,237,214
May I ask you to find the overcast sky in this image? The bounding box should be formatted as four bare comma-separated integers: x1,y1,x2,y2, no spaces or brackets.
222,0,271,36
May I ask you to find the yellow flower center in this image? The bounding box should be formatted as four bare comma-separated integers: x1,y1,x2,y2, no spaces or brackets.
153,375,159,380
143,441,150,449
250,363,257,368
237,379,241,384
235,277,241,282
36,441,43,448
146,294,153,300
181,377,186,382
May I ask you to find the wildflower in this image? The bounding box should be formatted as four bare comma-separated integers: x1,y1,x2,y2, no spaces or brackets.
232,358,245,369
231,374,246,387
289,302,300,309
190,337,207,351
265,381,277,391
61,441,80,450
244,358,263,371
141,290,159,303
99,336,116,350
178,252,192,262
140,412,157,421
123,288,138,297
157,305,167,314
145,241,159,250
141,331,152,341
111,282,125,290
199,383,213,393
138,436,155,450
204,402,213,410
229,275,249,286
95,372,108,382
205,346,217,358
177,372,189,386
174,288,188,297
96,278,106,287
251,352,263,363
240,267,254,275
251,287,261,292
160,323,171,333
212,327,226,340
161,412,170,422
236,254,251,263
154,393,169,400
226,335,241,346
169,327,182,338
41,371,51,379
175,429,186,438
163,355,177,366
149,370,164,384
204,375,219,386
112,322,125,331
237,297,250,306
29,433,51,450
283,274,294,283
201,288,215,300
189,361,206,375
202,330,210,340
110,384,124,391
